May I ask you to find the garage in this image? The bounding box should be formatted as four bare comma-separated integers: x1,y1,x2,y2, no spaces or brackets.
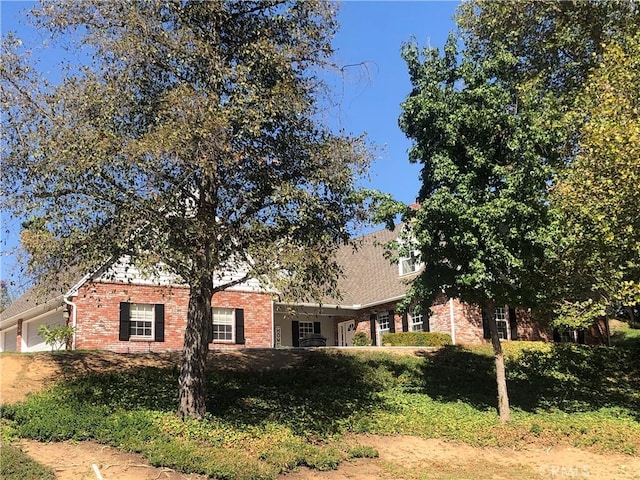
22,310,66,352
1,327,17,352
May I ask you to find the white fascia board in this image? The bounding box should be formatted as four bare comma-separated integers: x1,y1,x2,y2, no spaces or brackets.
277,294,408,313
0,294,65,330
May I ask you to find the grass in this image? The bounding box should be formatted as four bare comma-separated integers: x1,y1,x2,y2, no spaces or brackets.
1,342,639,479
611,319,640,348
0,444,55,480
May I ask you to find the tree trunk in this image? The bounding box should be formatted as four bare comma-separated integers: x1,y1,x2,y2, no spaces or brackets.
486,302,510,423
178,277,213,419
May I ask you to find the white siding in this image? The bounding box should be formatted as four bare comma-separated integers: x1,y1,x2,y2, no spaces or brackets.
95,256,182,286
96,256,267,292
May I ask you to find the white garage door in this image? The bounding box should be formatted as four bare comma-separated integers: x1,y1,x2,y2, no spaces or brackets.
2,328,17,352
23,312,65,352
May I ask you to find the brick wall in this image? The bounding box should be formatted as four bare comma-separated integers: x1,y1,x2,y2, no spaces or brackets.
351,301,403,345
73,282,273,353
347,295,555,346
211,289,272,348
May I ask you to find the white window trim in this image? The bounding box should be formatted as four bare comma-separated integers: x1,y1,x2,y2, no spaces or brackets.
377,312,390,333
560,330,578,343
494,306,510,341
410,306,424,332
129,303,155,340
298,320,314,339
212,307,235,343
398,250,422,276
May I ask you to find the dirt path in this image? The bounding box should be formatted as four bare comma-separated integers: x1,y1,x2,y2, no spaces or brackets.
2,352,639,480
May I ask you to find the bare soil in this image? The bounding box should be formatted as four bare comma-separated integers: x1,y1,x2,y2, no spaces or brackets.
2,351,639,480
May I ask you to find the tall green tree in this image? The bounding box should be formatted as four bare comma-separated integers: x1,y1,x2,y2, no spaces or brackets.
1,0,374,418
456,0,640,330
456,0,639,106
550,33,640,329
399,37,557,422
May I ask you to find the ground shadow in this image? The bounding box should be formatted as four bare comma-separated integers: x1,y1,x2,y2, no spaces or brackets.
205,350,400,435
417,344,640,419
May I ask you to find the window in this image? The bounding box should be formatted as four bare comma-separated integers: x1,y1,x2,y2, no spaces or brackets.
130,303,154,338
119,302,164,342
212,308,234,342
560,330,577,343
495,306,509,340
298,321,314,339
410,306,424,332
399,251,420,276
377,312,390,332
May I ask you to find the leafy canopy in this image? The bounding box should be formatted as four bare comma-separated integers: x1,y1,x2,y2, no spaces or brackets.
0,0,373,303
550,33,640,327
398,36,556,309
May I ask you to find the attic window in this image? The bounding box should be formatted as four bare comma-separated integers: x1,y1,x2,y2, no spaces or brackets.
399,251,420,276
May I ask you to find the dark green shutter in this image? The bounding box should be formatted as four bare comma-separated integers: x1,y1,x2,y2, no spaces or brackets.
313,321,321,334
235,309,245,345
369,314,377,346
553,328,561,342
401,312,408,332
154,304,165,342
481,309,491,339
119,302,130,341
388,310,395,333
292,321,300,347
577,330,586,344
423,315,430,332
509,307,518,340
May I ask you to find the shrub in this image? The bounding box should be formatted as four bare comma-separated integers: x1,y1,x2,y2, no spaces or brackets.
351,332,371,346
37,324,74,351
382,331,452,347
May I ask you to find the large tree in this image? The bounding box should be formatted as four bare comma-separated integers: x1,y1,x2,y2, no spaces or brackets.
399,0,640,421
1,0,374,418
399,36,557,422
456,0,640,330
550,33,640,330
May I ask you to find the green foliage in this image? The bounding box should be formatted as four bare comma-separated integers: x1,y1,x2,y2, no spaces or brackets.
399,35,555,309
0,280,11,313
611,320,640,349
382,332,452,347
0,444,55,480
351,331,371,346
456,0,640,103
347,444,378,459
37,324,74,351
548,33,640,328
1,0,377,417
3,346,639,480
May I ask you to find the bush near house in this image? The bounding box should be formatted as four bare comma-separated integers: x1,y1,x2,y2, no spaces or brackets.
382,331,452,347
351,332,371,346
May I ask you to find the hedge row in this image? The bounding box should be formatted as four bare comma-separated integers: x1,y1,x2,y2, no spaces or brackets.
382,332,452,347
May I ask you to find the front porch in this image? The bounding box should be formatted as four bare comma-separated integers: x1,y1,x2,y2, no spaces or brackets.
273,304,358,347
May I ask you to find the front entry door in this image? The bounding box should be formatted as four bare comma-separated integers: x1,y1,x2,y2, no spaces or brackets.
338,320,356,346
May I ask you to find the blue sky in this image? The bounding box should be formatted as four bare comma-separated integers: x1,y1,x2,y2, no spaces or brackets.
0,1,459,292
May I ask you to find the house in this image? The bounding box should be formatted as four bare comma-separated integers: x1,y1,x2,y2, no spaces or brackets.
1,225,591,353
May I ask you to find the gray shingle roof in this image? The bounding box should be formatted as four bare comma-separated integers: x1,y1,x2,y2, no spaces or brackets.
0,269,86,323
327,225,417,308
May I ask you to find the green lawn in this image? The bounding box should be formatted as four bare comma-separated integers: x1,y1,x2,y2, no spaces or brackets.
1,342,639,480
